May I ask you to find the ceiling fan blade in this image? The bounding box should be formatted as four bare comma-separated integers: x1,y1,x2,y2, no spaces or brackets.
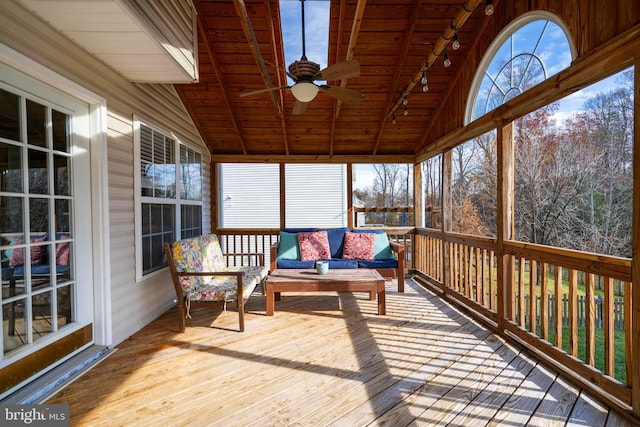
264,60,298,81
318,85,365,104
292,100,308,115
316,60,360,81
240,85,290,97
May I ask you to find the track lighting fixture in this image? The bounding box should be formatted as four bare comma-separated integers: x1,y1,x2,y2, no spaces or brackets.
443,50,451,67
452,33,460,50
485,0,494,15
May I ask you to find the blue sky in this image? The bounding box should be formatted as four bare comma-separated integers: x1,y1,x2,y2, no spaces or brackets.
280,0,330,83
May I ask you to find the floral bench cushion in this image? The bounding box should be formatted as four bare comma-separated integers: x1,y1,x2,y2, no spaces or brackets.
171,234,266,303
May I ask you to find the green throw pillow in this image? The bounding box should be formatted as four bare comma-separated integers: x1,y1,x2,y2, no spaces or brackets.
374,232,394,260
277,231,300,260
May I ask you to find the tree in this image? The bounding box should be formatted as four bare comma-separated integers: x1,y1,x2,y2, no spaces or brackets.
354,164,412,226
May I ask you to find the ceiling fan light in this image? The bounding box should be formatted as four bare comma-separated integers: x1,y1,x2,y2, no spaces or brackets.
291,82,319,102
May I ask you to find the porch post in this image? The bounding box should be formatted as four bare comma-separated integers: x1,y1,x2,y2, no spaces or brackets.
632,58,640,418
414,162,424,228
442,150,452,295
496,121,514,332
347,163,354,228
211,161,219,233
279,163,285,230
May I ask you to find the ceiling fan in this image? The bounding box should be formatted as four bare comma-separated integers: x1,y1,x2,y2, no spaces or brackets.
240,0,365,115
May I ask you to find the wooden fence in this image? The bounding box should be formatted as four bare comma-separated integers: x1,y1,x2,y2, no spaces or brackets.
525,294,627,330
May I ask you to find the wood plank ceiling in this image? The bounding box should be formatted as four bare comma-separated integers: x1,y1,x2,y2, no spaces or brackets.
175,0,489,163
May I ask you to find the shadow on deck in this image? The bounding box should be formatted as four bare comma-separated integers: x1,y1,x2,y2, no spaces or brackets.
47,278,634,426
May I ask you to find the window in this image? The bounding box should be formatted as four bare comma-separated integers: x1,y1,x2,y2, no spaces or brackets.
451,133,497,237
467,14,574,122
353,164,413,227
0,72,93,356
136,122,202,278
513,69,633,257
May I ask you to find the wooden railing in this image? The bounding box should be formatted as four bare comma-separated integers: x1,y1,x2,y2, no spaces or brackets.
412,227,633,409
216,226,634,412
216,228,280,269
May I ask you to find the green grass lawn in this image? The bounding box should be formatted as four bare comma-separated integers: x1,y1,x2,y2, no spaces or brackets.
542,325,627,383
467,264,629,383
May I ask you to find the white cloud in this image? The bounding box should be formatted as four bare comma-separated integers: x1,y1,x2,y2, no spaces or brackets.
280,0,330,75
353,165,377,190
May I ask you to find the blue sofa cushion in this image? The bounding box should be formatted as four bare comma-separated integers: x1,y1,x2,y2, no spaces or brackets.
319,227,350,258
282,228,315,233
277,259,316,269
357,259,398,269
13,264,70,276
277,231,300,260
326,259,358,269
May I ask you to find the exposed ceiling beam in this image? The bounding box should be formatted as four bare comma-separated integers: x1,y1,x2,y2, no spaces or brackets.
210,154,416,164
194,2,248,155
233,0,282,118
334,0,367,119
329,0,349,156
387,0,485,121
263,0,291,155
371,0,424,156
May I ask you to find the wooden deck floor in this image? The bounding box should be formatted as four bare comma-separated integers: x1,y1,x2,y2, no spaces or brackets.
48,278,636,426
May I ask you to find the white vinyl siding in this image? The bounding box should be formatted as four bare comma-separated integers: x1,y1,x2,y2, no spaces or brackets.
0,1,209,347
219,163,280,228
285,164,347,228
219,163,348,229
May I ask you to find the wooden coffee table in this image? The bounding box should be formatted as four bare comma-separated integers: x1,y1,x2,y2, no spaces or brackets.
265,269,386,315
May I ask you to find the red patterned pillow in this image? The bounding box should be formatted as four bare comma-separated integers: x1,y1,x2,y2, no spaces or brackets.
298,231,331,261
56,235,71,266
9,236,47,266
342,232,375,260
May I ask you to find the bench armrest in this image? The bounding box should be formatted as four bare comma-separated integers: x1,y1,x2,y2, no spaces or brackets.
389,241,405,257
270,241,279,272
390,240,406,271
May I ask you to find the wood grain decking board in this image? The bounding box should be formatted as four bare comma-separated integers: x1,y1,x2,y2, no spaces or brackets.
47,278,636,426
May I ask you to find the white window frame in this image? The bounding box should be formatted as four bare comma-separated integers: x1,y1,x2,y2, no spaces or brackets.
0,43,111,353
465,11,576,124
133,117,203,282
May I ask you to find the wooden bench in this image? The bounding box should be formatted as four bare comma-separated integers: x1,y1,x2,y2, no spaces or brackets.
164,233,268,332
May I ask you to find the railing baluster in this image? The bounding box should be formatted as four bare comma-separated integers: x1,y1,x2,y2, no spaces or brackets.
489,250,495,310
530,259,537,335
507,255,517,322
475,247,481,303
586,272,596,366
481,248,487,307
518,256,525,328
625,280,632,386
554,265,563,348
540,262,549,340
605,276,615,376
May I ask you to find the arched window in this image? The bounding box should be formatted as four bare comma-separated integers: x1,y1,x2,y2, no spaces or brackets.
467,12,575,123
